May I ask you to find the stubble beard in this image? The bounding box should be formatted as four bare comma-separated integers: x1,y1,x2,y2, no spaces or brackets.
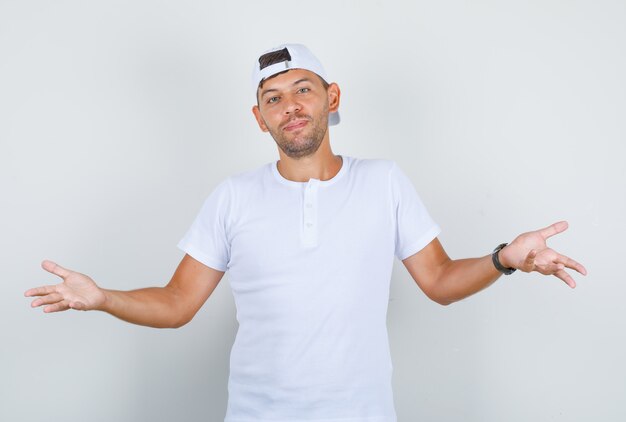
267,107,329,159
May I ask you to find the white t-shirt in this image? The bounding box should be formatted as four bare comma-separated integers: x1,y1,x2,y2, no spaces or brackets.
178,155,440,422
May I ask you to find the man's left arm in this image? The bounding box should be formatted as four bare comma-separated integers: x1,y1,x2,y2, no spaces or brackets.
402,221,587,305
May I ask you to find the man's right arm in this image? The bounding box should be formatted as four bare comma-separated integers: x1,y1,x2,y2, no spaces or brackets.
25,254,225,329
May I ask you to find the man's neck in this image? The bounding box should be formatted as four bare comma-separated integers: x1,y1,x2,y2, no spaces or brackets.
276,143,343,183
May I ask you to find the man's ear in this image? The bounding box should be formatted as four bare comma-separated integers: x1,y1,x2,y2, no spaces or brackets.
252,105,269,132
327,83,341,113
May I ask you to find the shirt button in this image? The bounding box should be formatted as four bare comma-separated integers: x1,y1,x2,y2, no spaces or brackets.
305,203,313,208
306,222,314,228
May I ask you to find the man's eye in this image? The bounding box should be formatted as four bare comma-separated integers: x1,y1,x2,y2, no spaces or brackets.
298,88,310,93
267,96,279,103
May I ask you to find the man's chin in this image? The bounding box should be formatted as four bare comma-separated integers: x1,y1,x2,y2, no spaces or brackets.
278,141,322,159
281,148,318,159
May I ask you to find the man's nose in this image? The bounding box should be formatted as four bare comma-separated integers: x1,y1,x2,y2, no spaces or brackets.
283,96,302,115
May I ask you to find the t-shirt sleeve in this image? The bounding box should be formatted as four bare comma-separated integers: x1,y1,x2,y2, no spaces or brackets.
177,179,232,272
390,162,441,260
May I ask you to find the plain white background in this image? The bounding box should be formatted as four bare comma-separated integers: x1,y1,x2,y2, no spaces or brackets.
2,1,624,421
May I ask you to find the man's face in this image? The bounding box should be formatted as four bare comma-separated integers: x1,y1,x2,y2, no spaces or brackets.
252,69,339,159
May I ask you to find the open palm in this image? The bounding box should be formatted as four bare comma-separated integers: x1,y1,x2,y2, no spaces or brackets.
500,221,587,288
25,260,106,312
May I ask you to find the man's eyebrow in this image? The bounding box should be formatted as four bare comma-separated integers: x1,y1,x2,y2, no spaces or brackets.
292,78,312,85
260,78,313,98
260,87,279,98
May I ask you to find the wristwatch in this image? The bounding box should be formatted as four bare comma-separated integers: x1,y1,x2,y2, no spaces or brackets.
492,243,516,275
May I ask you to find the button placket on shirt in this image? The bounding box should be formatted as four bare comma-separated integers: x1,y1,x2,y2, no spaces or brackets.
302,178,320,247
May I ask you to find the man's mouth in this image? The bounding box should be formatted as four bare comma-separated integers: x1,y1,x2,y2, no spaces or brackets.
283,119,308,132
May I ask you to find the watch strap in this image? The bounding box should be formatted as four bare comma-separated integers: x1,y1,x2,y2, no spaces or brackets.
492,243,517,275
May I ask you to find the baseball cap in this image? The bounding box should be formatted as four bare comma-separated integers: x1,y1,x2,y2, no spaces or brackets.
252,43,340,126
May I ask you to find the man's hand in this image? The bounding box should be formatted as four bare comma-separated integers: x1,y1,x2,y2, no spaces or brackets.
25,255,224,328
499,221,587,288
25,260,106,312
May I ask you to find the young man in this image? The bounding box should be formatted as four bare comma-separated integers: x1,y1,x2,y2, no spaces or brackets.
25,44,586,422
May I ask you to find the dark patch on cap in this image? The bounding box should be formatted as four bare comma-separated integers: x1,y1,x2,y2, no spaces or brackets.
258,48,292,70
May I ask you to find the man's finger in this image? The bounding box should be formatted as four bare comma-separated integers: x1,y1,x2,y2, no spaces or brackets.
555,255,588,276
538,221,569,240
41,260,71,279
554,269,576,289
31,293,63,308
543,261,565,275
24,285,56,297
43,300,70,313
522,249,537,271
69,301,87,311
